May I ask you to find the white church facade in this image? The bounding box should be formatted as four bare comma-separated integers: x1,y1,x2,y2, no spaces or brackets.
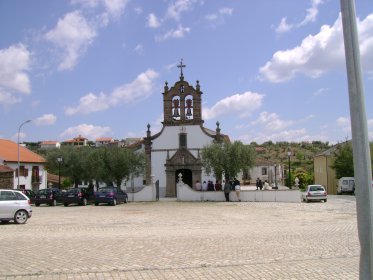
142,61,227,197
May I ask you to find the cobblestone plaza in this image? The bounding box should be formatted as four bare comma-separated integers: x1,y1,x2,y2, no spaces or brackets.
0,195,359,279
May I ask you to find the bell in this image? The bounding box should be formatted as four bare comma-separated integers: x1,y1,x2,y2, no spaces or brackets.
173,108,180,117
186,108,192,117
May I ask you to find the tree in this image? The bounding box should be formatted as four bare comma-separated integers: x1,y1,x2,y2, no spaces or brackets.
331,143,354,179
201,141,255,180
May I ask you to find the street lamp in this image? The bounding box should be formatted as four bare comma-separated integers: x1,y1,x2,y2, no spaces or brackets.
57,156,63,188
17,120,32,188
287,149,292,189
274,163,278,189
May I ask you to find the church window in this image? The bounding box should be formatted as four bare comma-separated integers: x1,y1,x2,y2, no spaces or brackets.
180,85,184,93
179,133,187,148
262,167,267,175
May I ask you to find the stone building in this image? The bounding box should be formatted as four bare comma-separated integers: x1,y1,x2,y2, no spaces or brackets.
142,61,228,197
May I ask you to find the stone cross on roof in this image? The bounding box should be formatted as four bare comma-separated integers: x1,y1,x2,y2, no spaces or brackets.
177,59,186,80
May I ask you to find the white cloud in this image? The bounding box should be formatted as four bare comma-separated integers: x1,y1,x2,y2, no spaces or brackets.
203,91,263,120
134,43,144,54
251,111,294,131
65,69,159,115
166,0,201,21
275,17,293,34
60,124,112,139
275,0,323,34
45,11,97,71
0,90,22,105
299,0,323,27
0,44,31,94
71,0,129,19
156,25,191,42
239,128,329,144
205,7,233,24
312,88,327,96
336,116,351,135
34,114,57,126
261,14,345,82
147,13,161,28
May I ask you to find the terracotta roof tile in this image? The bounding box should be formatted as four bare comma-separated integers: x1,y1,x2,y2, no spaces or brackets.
0,139,46,163
0,165,14,173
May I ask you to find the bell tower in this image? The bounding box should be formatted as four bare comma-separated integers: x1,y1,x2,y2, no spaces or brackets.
162,59,203,126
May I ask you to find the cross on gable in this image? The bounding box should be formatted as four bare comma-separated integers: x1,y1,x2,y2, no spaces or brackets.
177,59,186,79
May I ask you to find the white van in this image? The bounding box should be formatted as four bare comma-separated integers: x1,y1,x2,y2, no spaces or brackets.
337,177,355,195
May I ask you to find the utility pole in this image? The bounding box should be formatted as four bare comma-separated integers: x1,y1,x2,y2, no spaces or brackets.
340,1,373,278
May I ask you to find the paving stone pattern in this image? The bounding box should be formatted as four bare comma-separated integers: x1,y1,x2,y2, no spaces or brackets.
0,195,359,279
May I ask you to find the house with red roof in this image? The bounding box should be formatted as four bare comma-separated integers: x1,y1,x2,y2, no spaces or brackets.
0,139,48,190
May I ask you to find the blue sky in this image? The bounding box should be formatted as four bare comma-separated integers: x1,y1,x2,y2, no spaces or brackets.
0,0,372,144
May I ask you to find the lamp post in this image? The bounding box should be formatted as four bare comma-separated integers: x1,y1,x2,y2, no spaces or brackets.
57,156,63,188
17,120,32,188
287,149,292,189
274,163,278,189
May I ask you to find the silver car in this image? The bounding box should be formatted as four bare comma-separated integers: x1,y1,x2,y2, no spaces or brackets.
0,189,32,224
301,184,327,203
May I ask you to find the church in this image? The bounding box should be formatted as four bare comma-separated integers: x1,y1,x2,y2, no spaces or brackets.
142,61,228,197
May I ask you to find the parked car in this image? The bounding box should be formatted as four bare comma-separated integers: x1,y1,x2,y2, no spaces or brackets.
0,189,32,224
61,187,92,206
301,184,327,203
34,188,62,206
94,186,128,206
17,189,36,204
337,177,355,195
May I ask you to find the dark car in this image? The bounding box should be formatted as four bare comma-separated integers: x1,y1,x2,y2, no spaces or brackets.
17,189,36,204
61,187,93,206
94,186,128,206
34,188,62,206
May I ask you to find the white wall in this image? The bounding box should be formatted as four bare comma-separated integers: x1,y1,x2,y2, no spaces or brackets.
9,162,47,190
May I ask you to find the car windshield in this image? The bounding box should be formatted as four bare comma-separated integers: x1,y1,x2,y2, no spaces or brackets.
310,186,324,191
37,189,52,195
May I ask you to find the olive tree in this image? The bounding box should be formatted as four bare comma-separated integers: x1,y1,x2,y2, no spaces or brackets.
201,140,256,180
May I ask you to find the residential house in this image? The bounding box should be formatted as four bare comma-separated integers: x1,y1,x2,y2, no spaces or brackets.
0,139,48,191
241,157,284,186
40,140,61,150
314,145,339,195
62,135,88,146
95,137,114,147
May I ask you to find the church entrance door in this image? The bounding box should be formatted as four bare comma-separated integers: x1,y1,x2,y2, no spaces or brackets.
175,169,192,190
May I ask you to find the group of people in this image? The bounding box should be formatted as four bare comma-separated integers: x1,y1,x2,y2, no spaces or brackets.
195,178,241,202
256,178,270,190
194,180,222,191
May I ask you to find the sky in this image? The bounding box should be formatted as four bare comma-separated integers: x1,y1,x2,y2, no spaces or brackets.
0,0,372,145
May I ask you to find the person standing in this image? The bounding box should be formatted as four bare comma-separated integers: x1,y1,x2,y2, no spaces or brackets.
202,181,208,191
215,180,222,191
195,180,202,191
234,178,241,202
223,179,231,202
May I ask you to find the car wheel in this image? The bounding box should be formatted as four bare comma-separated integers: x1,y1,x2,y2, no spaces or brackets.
112,199,117,206
82,198,87,206
306,198,309,203
64,203,68,207
124,196,128,204
35,203,40,207
14,210,28,224
324,199,327,202
94,202,99,206
50,199,57,206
